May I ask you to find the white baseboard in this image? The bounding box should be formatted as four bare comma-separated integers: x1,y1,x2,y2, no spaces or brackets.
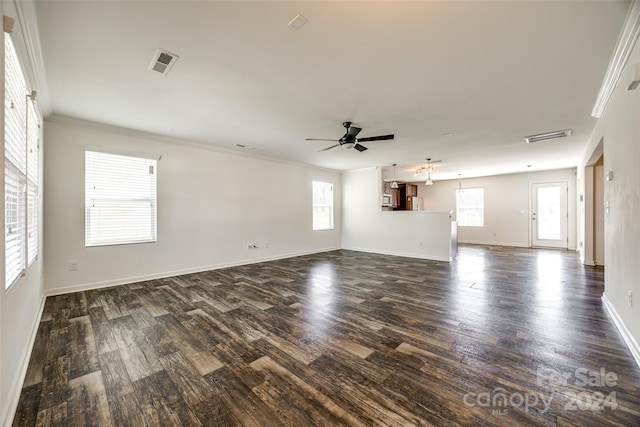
45,247,341,296
458,240,530,248
2,294,46,427
341,246,451,263
602,293,640,370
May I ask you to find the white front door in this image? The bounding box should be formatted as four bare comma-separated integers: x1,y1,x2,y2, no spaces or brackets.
531,182,568,248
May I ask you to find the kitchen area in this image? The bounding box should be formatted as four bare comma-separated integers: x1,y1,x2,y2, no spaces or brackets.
374,169,458,260
381,181,424,211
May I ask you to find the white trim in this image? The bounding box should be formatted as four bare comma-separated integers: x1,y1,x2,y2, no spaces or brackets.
45,115,339,174
458,240,530,248
582,258,597,267
45,247,340,296
12,0,52,117
592,0,640,118
340,246,451,263
602,293,640,369
1,294,46,427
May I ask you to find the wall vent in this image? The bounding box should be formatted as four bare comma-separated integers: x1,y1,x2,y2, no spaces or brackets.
148,49,179,75
524,129,572,144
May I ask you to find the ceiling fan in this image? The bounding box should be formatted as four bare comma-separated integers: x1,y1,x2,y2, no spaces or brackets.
306,121,394,152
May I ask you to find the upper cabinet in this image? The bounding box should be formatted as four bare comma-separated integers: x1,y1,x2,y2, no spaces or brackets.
381,181,418,210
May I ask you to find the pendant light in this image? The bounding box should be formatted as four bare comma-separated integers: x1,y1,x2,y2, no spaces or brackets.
425,159,433,185
390,164,399,189
456,174,463,194
425,168,433,186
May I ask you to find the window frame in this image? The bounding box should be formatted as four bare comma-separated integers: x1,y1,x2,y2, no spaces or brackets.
312,180,334,231
84,148,158,247
456,187,485,227
4,30,40,290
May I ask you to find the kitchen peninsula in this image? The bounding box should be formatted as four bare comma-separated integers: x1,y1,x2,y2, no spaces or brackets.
341,168,458,262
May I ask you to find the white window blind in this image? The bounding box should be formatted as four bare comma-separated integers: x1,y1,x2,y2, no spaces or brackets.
312,181,334,231
85,150,157,247
26,99,39,265
5,31,34,288
456,187,484,227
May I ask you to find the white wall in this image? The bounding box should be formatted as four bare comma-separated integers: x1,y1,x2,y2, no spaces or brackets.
415,169,577,249
43,118,342,294
342,167,453,261
0,2,46,424
580,32,640,363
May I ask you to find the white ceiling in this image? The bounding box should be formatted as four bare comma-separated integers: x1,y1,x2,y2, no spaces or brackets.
35,1,629,182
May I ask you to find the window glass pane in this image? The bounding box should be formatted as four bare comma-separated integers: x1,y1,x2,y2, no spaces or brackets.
85,150,157,246
312,181,333,230
537,186,561,240
4,33,30,288
456,187,484,227
27,100,39,264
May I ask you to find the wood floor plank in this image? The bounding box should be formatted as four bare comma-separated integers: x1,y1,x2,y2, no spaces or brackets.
22,320,51,388
68,315,100,380
12,246,640,426
67,371,113,426
133,370,203,427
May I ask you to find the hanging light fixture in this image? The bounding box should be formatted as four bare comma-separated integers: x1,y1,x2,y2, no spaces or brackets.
416,158,439,186
425,168,433,186
456,174,463,194
390,164,399,189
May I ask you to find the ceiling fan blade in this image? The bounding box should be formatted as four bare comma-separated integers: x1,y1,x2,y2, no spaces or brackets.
319,144,340,152
347,126,362,138
354,144,368,152
357,134,394,142
306,138,339,142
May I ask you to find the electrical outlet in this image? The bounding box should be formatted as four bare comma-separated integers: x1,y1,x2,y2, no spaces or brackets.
69,261,79,271
628,291,633,307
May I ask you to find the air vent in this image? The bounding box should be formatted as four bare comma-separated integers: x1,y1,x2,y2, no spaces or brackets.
525,129,572,144
288,14,308,30
148,49,179,75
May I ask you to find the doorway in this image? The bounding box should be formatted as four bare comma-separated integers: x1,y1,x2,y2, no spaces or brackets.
531,182,568,248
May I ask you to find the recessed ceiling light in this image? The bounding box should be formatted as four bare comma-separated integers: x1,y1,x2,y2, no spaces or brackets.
443,132,454,137
236,144,246,148
288,14,308,31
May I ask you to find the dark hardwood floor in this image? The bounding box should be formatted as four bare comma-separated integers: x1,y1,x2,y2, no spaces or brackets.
12,245,640,426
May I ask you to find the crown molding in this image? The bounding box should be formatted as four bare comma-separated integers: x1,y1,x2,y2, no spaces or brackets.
11,0,52,117
45,114,341,174
592,0,640,118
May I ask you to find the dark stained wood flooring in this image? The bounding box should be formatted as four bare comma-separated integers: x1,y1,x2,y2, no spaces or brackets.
12,245,640,426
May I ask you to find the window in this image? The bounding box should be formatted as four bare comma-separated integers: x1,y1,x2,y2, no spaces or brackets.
312,181,334,230
5,31,40,289
85,150,157,247
456,187,484,227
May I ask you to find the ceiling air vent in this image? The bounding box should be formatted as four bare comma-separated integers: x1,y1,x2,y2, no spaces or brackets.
148,49,179,75
525,129,572,144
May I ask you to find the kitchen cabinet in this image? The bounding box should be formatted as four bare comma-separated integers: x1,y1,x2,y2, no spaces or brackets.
406,184,418,197
391,189,400,207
